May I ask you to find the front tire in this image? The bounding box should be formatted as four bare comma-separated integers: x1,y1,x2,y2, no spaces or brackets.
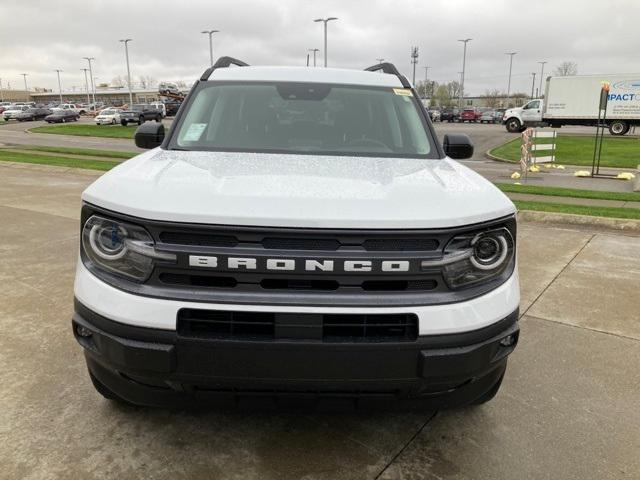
609,121,629,136
121,121,127,126
505,117,522,133
138,116,144,125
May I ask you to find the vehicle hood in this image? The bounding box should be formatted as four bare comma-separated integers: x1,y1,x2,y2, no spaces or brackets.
83,150,515,229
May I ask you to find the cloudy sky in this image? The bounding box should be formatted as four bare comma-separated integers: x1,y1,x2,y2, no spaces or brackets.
1,0,638,95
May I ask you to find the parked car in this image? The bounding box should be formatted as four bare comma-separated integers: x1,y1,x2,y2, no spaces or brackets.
94,108,122,125
14,107,51,122
493,109,506,123
51,103,81,114
479,110,497,124
119,104,162,126
45,109,80,123
149,102,167,118
440,107,459,122
158,82,181,96
164,101,182,116
428,108,441,122
3,105,30,121
460,108,481,123
73,58,520,410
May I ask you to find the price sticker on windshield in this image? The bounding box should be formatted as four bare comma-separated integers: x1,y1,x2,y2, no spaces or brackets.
393,88,412,96
183,123,207,141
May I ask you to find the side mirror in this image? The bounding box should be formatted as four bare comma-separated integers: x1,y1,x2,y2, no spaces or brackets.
443,133,474,159
135,122,165,149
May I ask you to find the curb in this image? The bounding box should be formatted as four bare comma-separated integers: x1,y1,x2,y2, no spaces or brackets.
485,147,516,164
517,210,640,234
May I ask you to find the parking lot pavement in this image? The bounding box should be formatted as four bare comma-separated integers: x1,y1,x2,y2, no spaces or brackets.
1,163,639,480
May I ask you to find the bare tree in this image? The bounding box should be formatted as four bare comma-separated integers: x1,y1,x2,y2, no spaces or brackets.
176,80,188,89
446,80,461,101
433,84,452,107
139,75,157,89
482,89,502,108
554,61,578,76
111,76,125,87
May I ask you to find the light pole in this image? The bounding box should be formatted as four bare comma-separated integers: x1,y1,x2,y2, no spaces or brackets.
314,17,338,67
20,73,28,94
410,46,419,86
83,57,96,104
538,61,547,98
530,72,536,100
119,39,133,106
81,68,90,104
423,66,430,99
505,52,517,104
308,48,319,67
54,69,63,104
458,38,472,108
376,58,385,64
201,29,219,67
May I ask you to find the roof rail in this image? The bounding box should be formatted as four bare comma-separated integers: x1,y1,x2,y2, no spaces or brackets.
364,62,411,88
200,56,250,81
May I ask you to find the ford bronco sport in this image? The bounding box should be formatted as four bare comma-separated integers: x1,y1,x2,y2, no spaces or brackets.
73,57,520,409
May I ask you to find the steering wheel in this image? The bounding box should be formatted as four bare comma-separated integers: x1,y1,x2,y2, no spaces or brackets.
345,137,390,150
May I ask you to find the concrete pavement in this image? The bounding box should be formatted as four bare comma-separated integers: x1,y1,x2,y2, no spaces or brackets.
0,162,639,479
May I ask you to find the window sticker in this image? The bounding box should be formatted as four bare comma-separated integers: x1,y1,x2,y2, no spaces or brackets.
183,123,207,141
393,88,412,96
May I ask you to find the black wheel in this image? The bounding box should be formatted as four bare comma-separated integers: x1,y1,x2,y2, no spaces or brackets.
155,115,161,122
609,121,629,136
121,121,127,126
505,117,522,133
138,116,144,125
470,372,505,405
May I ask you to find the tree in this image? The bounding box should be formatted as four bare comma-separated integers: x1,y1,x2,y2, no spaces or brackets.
111,75,126,87
176,80,188,89
482,89,502,108
415,80,438,99
554,61,578,76
433,84,452,107
446,80,461,101
139,75,157,89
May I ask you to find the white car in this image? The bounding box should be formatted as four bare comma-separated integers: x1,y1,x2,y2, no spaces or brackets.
3,105,29,121
51,103,81,114
73,57,520,410
94,108,121,125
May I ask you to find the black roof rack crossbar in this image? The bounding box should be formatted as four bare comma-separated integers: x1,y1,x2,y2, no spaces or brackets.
364,62,411,88
200,56,250,81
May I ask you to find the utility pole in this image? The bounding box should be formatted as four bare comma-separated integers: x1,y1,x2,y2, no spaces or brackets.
81,68,90,104
314,17,338,67
410,46,419,86
83,57,96,104
308,48,319,67
54,69,63,103
458,38,472,108
376,58,385,64
423,66,430,98
20,73,28,94
530,72,536,99
201,30,219,67
119,39,133,106
538,61,547,98
505,52,517,104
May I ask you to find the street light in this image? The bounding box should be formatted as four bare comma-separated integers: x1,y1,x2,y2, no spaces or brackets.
424,66,430,98
505,52,517,103
308,48,319,67
457,39,472,108
201,29,219,67
54,69,63,103
538,61,547,98
81,68,90,104
20,73,28,92
83,57,96,105
119,39,133,106
314,17,338,67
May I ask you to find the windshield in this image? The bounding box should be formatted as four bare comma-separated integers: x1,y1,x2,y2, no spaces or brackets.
100,109,116,115
170,82,436,158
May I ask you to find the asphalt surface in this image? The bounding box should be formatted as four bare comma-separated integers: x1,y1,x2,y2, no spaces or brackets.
1,118,637,193
1,162,639,479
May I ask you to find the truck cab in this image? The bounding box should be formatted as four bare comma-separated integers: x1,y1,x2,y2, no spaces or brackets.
503,99,544,132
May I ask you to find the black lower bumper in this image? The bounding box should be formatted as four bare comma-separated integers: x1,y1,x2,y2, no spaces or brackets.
73,300,519,409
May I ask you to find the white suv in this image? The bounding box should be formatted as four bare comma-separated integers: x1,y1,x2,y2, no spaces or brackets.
73,57,520,409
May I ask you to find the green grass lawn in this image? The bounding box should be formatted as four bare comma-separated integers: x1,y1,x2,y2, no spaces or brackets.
30,124,137,139
496,183,640,203
0,150,120,171
16,145,136,159
490,136,640,169
514,200,640,220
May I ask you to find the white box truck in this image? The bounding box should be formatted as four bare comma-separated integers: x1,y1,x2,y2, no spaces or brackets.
503,74,640,135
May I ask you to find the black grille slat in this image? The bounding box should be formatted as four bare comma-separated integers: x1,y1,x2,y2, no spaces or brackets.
262,237,341,251
178,310,418,343
159,232,239,247
362,238,439,251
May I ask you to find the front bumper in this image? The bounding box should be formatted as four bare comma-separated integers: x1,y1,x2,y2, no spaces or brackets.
73,300,519,409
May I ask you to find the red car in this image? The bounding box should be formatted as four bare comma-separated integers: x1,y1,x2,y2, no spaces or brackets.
460,108,481,122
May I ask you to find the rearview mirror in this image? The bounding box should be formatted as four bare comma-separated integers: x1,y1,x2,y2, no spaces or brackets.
443,133,474,159
135,122,165,149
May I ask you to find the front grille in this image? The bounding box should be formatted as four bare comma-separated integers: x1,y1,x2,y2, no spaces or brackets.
178,309,419,343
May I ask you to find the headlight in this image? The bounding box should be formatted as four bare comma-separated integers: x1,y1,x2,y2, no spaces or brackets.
421,227,515,289
82,215,176,281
